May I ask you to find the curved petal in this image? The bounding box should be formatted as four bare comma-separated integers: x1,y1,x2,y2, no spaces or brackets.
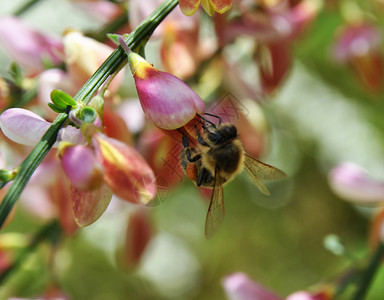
71,182,113,227
329,162,384,204
0,108,51,146
179,0,201,16
211,0,232,14
223,272,283,300
127,52,205,130
92,133,157,204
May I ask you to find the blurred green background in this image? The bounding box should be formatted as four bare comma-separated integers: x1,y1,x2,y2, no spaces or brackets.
1,0,384,299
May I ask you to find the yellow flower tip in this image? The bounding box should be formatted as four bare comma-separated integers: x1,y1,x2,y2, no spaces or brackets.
127,52,155,79
201,0,215,16
180,7,199,16
58,141,74,157
179,0,200,16
138,189,155,205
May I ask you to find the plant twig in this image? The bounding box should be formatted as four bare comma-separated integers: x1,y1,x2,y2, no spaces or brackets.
351,242,384,300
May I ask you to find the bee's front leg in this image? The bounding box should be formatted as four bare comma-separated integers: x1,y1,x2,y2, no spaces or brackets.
195,125,209,147
182,134,201,162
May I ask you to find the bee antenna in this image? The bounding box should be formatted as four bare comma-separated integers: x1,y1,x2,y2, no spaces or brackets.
196,113,217,128
204,113,222,125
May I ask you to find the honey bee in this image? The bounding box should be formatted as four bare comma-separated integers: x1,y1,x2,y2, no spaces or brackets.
180,114,286,238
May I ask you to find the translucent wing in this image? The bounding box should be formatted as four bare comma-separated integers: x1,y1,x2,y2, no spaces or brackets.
205,169,225,239
243,153,286,195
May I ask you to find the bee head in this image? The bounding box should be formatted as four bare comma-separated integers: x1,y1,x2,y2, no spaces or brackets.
207,124,237,145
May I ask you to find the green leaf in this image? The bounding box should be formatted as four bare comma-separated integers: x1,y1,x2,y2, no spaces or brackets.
48,103,66,113
50,89,77,109
107,33,122,45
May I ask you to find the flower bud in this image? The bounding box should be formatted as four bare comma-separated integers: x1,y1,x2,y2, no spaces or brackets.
92,133,157,204
127,51,205,130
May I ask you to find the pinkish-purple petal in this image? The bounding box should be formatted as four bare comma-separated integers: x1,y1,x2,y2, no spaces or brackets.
223,272,283,300
333,24,382,62
135,70,205,129
0,108,51,146
127,52,205,130
59,144,104,191
329,162,384,204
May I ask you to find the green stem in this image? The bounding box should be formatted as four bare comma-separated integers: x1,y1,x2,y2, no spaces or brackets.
0,221,61,284
0,0,179,228
351,243,384,300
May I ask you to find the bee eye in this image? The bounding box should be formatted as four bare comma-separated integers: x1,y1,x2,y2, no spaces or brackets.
208,132,221,144
226,126,237,137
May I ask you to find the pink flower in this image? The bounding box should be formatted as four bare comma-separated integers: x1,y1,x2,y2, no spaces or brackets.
0,108,157,226
0,16,63,74
332,23,384,91
286,291,330,300
179,0,232,16
223,272,283,300
329,162,384,204
126,50,205,130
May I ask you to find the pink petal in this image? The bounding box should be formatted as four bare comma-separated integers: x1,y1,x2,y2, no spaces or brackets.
0,108,51,146
60,144,104,191
329,162,384,204
71,182,113,227
128,52,205,130
333,24,381,62
223,272,283,300
286,291,330,300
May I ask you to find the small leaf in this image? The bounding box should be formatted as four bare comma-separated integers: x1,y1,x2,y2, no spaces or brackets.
48,103,66,113
107,33,123,45
50,89,77,109
9,62,23,86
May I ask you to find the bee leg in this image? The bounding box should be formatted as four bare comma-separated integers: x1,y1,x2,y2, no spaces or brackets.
186,150,201,162
182,134,201,162
196,167,207,187
195,125,209,147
